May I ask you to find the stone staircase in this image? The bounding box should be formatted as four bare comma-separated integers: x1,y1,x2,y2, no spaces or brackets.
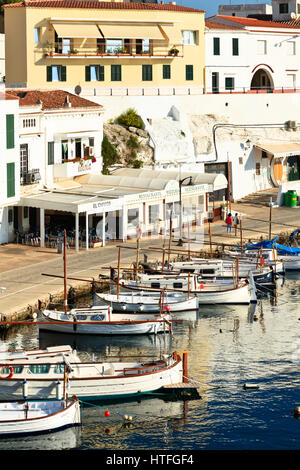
235,188,279,206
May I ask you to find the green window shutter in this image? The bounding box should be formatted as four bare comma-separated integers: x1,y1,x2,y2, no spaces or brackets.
46,66,52,82
163,64,171,79
232,38,239,56
60,65,66,82
213,37,220,55
142,64,152,81
85,66,91,82
111,64,121,81
6,114,14,149
99,65,104,81
48,141,54,165
7,163,15,198
186,65,193,81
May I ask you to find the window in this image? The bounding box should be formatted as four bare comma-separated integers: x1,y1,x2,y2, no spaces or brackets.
213,37,220,55
142,64,152,81
163,64,171,79
29,364,51,374
256,163,261,175
225,77,234,90
20,144,28,181
46,65,66,82
8,208,13,224
6,114,14,149
262,151,268,159
48,141,54,165
106,39,122,54
279,3,289,13
148,204,159,224
34,27,40,43
75,138,81,158
23,118,36,128
287,41,296,55
7,163,15,198
257,40,267,55
186,64,193,81
232,38,239,56
61,140,68,162
85,65,104,81
111,64,121,81
182,30,197,45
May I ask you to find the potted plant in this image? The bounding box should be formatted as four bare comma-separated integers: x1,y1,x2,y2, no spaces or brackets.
169,47,179,56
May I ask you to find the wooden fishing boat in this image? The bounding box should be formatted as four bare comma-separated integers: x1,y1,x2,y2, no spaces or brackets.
96,292,199,313
0,345,187,401
164,259,277,285
0,397,81,437
38,304,172,335
121,273,256,305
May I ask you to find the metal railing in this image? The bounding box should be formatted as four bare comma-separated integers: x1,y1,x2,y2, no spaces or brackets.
39,40,183,58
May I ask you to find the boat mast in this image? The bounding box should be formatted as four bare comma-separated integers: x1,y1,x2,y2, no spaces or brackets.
63,230,68,314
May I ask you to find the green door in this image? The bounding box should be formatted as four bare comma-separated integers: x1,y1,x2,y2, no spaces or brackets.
7,163,15,198
287,156,300,181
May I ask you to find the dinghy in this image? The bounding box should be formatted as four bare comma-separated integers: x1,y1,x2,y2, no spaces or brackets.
0,345,187,401
0,397,81,437
96,292,199,313
38,304,172,335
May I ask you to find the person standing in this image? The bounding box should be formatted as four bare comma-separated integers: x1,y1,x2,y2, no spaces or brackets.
233,213,239,236
225,212,233,233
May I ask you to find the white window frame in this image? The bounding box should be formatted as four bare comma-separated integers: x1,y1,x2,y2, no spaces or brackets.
181,30,197,45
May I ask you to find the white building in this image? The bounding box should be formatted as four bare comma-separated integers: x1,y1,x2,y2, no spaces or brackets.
2,89,103,243
218,2,273,18
0,92,20,244
205,15,300,93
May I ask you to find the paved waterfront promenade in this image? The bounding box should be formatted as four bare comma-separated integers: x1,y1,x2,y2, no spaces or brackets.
0,200,299,319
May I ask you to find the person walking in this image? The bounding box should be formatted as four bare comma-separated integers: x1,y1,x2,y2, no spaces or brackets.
233,213,239,236
225,212,233,234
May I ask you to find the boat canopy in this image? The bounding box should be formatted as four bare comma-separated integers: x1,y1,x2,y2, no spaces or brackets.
246,236,300,255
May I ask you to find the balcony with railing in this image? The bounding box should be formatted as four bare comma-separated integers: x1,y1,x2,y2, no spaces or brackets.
53,147,101,179
42,38,183,59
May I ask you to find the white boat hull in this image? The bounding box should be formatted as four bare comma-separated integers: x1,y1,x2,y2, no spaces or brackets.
0,349,183,401
122,277,254,305
97,293,199,313
39,309,172,335
0,399,81,436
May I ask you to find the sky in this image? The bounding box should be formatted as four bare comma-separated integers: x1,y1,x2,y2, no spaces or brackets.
181,0,272,18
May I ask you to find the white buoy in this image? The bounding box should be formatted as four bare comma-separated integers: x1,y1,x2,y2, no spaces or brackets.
56,380,63,399
243,383,260,390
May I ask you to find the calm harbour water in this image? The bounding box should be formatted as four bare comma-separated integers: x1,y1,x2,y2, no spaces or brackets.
0,272,299,451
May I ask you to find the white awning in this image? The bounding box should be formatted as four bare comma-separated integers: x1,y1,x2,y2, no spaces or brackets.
52,23,102,38
98,23,165,40
255,143,300,158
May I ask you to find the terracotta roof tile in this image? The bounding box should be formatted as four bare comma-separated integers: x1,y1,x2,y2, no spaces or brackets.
3,0,204,13
5,89,103,110
208,14,300,30
205,20,241,30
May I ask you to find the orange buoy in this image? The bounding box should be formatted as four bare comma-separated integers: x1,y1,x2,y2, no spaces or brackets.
294,407,300,416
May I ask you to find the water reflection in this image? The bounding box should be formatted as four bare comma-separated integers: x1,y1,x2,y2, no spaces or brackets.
0,427,81,450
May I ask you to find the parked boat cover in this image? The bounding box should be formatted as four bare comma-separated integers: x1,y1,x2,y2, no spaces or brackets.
246,237,300,255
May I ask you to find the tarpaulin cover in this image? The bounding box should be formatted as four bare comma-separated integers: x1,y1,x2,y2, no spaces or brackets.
246,236,300,255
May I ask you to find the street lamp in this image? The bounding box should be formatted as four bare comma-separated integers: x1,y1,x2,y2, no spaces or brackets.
177,176,194,246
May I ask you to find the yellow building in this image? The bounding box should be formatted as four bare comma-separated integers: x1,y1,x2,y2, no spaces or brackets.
3,0,205,91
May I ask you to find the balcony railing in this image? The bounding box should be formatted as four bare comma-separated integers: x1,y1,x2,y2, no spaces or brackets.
40,40,183,59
